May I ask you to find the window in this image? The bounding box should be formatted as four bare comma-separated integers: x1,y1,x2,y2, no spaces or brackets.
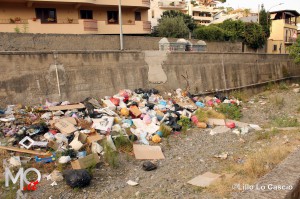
80,10,93,19
135,12,141,21
107,11,118,24
273,45,277,51
151,10,154,18
35,8,57,23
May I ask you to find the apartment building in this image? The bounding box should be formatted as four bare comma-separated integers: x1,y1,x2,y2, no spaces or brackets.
0,0,151,34
267,10,299,54
149,0,187,27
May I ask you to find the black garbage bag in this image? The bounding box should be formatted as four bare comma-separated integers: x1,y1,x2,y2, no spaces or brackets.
142,161,157,171
149,88,159,94
134,88,144,94
63,169,92,188
142,93,149,100
146,103,155,110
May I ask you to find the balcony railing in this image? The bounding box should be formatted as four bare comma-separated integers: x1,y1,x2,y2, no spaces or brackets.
142,0,150,7
143,21,151,31
158,0,186,9
285,37,297,44
83,20,98,31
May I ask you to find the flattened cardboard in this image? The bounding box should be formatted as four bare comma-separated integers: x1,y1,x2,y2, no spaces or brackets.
209,126,230,135
87,133,104,144
71,153,100,169
208,118,226,126
48,103,85,111
133,145,165,160
54,120,77,136
48,140,59,150
188,172,222,187
50,117,77,126
69,132,87,151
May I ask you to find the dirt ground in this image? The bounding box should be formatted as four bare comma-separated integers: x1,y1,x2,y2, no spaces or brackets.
1,82,300,199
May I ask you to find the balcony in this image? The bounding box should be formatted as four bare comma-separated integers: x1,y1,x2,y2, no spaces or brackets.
18,0,150,8
158,0,186,9
192,16,213,21
285,37,297,44
0,19,151,34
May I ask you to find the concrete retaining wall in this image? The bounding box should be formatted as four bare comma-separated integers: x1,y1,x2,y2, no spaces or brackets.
0,33,248,52
0,51,298,106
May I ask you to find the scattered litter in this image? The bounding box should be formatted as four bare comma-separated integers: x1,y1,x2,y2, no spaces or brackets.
241,127,250,135
50,170,64,182
71,153,100,169
127,180,139,186
214,152,228,160
187,172,222,187
249,124,262,131
133,145,165,160
58,156,71,164
50,181,58,186
142,161,157,171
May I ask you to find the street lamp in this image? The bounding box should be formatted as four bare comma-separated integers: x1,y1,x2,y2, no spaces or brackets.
118,0,124,50
266,3,284,27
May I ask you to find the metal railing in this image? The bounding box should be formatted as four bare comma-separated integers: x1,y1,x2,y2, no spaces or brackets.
142,0,150,7
143,21,151,31
285,37,297,43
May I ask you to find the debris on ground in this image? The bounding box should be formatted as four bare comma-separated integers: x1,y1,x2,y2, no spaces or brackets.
0,87,263,190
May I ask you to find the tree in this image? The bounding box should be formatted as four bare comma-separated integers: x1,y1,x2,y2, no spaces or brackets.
193,26,226,41
160,10,197,32
289,37,300,63
217,19,245,40
244,22,266,49
157,16,189,38
243,9,251,17
259,4,271,38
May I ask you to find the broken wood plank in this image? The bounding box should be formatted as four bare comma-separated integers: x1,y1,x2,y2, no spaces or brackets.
0,146,50,156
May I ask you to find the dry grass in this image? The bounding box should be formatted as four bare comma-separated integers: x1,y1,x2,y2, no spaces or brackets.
207,130,300,198
270,95,285,109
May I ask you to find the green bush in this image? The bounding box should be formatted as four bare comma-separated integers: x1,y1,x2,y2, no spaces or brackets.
216,103,242,120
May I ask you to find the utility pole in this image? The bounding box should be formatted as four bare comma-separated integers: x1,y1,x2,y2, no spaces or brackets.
118,0,124,50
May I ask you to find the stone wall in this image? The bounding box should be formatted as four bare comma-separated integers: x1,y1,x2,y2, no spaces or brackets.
0,51,298,106
0,33,245,52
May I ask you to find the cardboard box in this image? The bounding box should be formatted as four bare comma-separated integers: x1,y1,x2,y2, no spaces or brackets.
48,103,85,111
87,133,104,144
54,120,77,136
71,153,100,169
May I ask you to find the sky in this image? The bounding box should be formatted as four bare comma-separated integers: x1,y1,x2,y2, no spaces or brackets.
217,0,300,13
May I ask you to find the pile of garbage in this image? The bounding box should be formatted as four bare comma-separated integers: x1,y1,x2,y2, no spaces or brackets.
0,88,253,189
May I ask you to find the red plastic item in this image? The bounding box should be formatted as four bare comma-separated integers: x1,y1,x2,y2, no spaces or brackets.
215,99,221,104
226,122,236,129
49,129,57,135
110,97,120,106
191,115,199,124
207,100,214,107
